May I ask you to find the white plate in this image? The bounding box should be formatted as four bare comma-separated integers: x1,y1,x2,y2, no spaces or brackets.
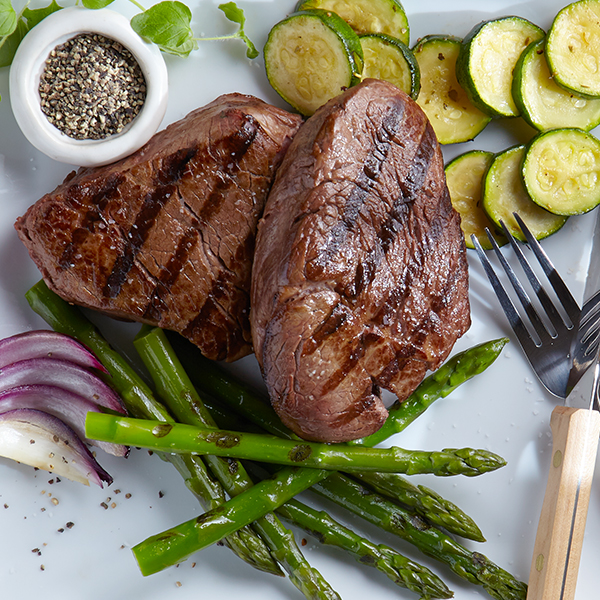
0,1,597,599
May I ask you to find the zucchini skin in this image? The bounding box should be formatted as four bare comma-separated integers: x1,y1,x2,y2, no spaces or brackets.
445,150,505,250
547,0,600,98
512,38,600,132
264,9,364,116
413,34,490,145
483,145,567,241
360,32,420,99
295,0,410,45
522,127,600,216
456,16,544,118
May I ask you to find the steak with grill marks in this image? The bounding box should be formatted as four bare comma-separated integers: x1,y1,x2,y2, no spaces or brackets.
15,93,303,361
251,79,471,442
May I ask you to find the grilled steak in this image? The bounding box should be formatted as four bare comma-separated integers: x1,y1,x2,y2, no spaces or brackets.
15,93,303,362
251,79,471,442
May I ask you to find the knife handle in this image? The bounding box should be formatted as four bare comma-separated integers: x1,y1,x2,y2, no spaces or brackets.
527,405,600,600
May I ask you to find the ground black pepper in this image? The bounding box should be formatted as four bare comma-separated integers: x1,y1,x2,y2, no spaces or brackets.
39,33,147,140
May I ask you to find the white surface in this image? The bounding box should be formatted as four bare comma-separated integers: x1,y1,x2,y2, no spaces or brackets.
0,1,598,599
9,6,168,166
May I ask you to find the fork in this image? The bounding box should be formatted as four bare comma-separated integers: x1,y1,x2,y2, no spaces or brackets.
471,213,600,600
471,212,580,399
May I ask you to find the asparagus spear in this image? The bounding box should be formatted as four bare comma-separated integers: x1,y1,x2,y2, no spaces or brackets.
138,326,452,599
171,333,501,542
134,326,340,600
311,473,527,600
25,280,282,576
276,498,453,599
353,337,510,447
86,412,506,476
168,332,509,447
352,471,485,542
28,282,521,597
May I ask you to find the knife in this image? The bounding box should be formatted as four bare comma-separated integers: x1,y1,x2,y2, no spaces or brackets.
526,213,600,600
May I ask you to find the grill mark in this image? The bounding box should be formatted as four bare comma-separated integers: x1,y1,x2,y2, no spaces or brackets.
353,119,438,299
317,331,381,397
101,147,200,299
306,102,405,281
156,148,198,185
58,173,125,270
301,303,349,357
143,226,200,321
197,116,260,224
102,184,176,298
142,121,261,320
182,271,247,361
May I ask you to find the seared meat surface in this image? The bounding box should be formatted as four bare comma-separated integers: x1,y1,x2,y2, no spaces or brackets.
15,93,303,361
251,79,471,442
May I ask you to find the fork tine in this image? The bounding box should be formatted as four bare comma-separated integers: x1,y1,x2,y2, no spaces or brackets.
499,219,571,335
513,213,579,326
471,233,538,353
485,226,554,343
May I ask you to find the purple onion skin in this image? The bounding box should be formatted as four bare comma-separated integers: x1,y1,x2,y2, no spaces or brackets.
0,385,128,458
0,408,113,487
0,357,126,413
0,330,107,372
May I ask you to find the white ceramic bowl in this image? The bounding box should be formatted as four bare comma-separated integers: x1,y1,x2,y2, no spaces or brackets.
9,6,168,167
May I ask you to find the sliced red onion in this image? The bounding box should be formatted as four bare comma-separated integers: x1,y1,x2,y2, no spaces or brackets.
0,330,107,372
0,357,126,413
0,408,113,487
0,385,128,458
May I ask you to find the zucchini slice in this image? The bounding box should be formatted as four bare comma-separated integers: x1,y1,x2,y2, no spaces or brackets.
483,145,567,241
547,0,600,98
295,0,410,45
522,128,600,215
360,33,420,99
512,38,600,131
457,16,544,118
445,150,506,249
413,35,490,145
264,10,363,116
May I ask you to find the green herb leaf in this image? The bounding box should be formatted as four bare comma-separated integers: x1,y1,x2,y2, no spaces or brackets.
131,1,197,57
218,2,258,59
0,16,26,67
23,0,63,29
0,0,18,38
81,0,116,9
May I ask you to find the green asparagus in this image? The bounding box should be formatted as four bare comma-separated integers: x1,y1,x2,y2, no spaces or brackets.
173,333,501,542
276,498,453,599
311,473,527,600
25,280,282,576
28,281,522,598
352,471,485,542
137,326,452,598
353,337,510,447
86,412,506,476
134,326,340,600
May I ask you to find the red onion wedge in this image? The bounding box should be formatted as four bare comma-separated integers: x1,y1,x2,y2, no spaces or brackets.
0,385,128,458
0,357,126,413
0,408,113,487
0,330,107,372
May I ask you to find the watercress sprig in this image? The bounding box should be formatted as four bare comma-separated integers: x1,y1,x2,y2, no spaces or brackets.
129,1,258,58
0,0,258,70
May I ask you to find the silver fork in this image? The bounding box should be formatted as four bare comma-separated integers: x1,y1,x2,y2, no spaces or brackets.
471,213,580,399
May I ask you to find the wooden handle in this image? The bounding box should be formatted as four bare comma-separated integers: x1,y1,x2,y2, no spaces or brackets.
527,405,600,600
